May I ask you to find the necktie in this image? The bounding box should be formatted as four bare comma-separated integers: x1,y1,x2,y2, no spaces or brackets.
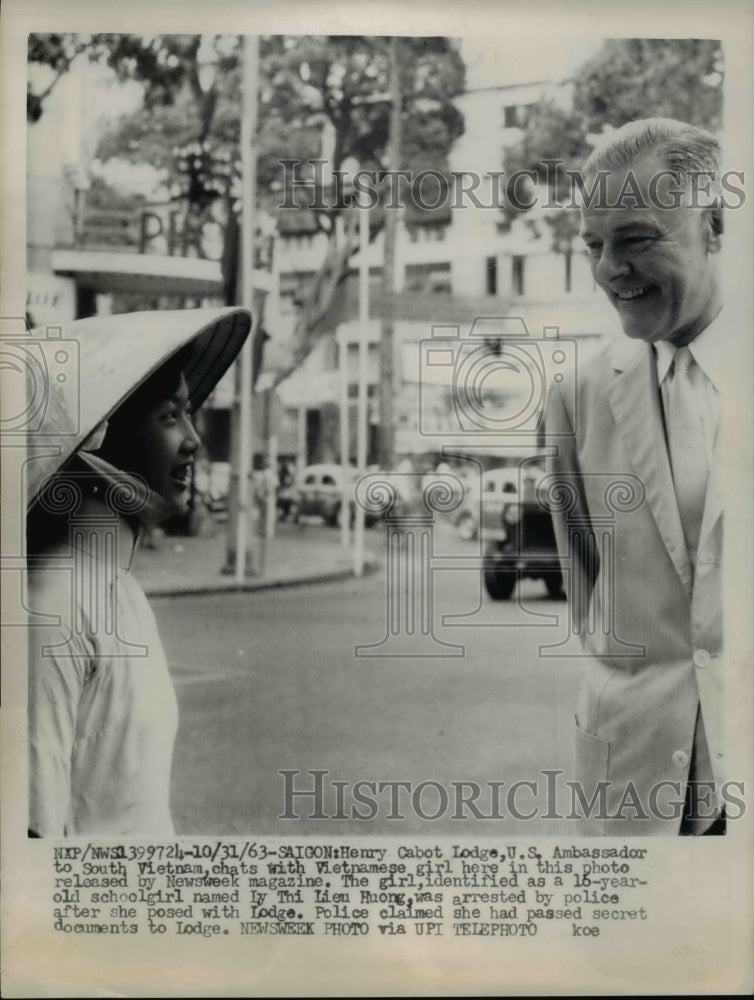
665,346,708,565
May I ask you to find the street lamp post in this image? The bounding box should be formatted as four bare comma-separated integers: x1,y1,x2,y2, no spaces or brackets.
353,191,370,577
234,34,259,584
339,325,350,549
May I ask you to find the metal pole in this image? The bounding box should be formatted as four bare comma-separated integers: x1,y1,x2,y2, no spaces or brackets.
353,198,369,576
297,406,307,468
378,34,402,472
266,425,278,540
339,326,350,549
236,34,259,584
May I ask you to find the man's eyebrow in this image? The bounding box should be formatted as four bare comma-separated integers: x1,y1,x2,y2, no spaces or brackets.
612,222,664,235
579,222,664,240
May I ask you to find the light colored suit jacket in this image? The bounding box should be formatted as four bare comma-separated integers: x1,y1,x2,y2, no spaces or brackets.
545,336,723,835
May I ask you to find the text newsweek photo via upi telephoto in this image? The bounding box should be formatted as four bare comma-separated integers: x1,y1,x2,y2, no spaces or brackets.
2,1,753,997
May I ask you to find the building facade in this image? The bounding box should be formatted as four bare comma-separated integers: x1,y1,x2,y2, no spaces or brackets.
269,74,618,469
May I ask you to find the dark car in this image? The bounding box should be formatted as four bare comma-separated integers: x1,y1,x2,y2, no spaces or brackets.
481,463,564,600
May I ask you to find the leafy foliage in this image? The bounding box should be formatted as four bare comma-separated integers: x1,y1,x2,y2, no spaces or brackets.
501,38,724,248
575,38,723,137
30,33,464,213
28,32,466,387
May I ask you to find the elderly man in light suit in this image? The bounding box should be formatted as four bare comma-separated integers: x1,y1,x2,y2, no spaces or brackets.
546,118,731,835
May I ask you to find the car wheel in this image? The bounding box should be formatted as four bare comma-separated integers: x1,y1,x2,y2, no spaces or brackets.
331,504,342,528
456,512,478,541
484,569,516,600
543,572,564,598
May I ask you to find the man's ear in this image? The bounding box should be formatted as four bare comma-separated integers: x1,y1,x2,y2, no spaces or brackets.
705,205,723,253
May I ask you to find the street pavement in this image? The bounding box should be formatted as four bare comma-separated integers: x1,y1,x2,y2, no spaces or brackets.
132,517,381,596
146,517,583,838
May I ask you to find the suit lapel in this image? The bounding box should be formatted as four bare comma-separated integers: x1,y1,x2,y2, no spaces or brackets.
605,338,693,594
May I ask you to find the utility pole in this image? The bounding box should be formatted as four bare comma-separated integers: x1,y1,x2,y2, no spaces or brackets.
338,325,350,549
378,35,403,473
224,34,259,580
353,188,370,577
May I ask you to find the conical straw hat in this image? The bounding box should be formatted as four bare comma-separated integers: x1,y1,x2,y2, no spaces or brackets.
19,307,251,505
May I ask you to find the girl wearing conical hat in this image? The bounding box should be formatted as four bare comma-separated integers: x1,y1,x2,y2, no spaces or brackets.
26,308,250,837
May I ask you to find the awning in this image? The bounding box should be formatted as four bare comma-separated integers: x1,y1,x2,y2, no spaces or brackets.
52,248,225,297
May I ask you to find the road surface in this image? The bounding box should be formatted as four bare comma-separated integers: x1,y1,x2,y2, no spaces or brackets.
151,521,583,837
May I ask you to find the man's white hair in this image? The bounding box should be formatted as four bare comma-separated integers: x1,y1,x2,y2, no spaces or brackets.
582,118,721,197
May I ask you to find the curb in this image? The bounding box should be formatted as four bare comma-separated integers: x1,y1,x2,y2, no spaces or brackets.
142,557,380,599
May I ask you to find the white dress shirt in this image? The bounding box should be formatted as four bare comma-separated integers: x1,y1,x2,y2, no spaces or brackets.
28,498,179,837
655,311,726,470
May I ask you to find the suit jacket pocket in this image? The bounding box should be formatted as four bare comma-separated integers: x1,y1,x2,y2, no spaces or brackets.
573,717,610,837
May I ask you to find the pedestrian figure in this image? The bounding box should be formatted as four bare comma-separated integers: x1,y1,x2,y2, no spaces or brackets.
26,308,250,837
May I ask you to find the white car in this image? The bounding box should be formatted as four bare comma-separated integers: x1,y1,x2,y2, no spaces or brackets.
293,464,379,528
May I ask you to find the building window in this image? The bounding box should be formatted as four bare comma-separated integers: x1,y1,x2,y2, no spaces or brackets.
321,334,339,371
406,225,447,243
348,382,377,399
405,261,451,294
511,256,525,295
503,104,528,129
486,256,498,296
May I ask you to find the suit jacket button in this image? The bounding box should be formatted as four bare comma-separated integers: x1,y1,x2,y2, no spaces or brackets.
672,750,689,769
693,649,711,668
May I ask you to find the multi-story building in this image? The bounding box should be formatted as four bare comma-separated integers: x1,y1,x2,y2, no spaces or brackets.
25,56,272,474
25,40,619,474
269,59,618,469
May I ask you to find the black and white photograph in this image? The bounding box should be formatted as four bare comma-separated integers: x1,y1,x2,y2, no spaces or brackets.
2,0,753,995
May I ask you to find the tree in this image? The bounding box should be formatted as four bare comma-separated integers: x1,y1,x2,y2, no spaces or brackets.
500,38,724,253
27,34,92,122
575,38,723,136
29,33,465,386
257,35,465,394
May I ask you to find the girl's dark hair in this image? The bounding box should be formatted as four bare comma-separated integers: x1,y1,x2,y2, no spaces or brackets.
26,454,97,556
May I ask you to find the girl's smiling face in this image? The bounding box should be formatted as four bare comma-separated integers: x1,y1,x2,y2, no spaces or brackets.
128,372,201,514
100,355,201,518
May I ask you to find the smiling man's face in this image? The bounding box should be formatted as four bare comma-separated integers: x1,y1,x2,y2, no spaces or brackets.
580,154,722,345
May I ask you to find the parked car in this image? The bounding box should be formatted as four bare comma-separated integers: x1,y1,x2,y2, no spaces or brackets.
479,463,564,600
292,463,379,528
